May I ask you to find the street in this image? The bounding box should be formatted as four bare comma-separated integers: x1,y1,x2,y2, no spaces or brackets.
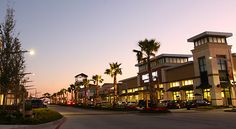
49,105,236,129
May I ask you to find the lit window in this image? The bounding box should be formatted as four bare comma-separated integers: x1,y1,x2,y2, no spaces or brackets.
152,71,158,81
142,74,149,83
209,37,213,42
186,90,194,100
138,87,144,91
166,58,170,63
182,80,193,86
213,37,217,42
170,82,180,87
122,90,126,94
203,89,211,100
127,89,133,93
217,38,222,43
204,38,208,43
173,92,181,100
159,84,163,88
221,38,225,43
133,88,138,92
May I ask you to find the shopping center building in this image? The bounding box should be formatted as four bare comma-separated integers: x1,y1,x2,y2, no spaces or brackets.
119,31,236,106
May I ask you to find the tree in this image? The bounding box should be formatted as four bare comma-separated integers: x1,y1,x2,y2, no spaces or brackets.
133,38,160,107
0,8,26,106
78,79,91,105
42,92,51,98
92,75,104,105
104,62,122,106
60,88,67,103
68,84,75,101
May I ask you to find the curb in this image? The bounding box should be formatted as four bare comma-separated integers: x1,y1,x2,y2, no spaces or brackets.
0,117,65,129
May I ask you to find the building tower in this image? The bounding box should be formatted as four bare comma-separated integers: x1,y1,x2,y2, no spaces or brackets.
188,31,236,106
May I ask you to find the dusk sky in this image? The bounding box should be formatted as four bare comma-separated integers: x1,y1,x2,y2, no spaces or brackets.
1,0,236,95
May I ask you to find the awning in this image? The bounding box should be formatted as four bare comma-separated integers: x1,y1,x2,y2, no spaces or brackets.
196,83,212,89
180,85,194,91
167,87,180,92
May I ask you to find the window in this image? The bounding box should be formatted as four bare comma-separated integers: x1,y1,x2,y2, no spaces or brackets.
182,80,193,86
170,82,180,87
127,89,133,93
186,90,194,100
217,37,222,43
198,57,207,72
159,84,163,88
203,89,211,101
142,74,149,83
173,92,181,100
209,37,213,42
176,58,181,63
204,38,208,43
166,58,170,63
213,37,217,42
152,71,158,81
133,88,138,92
221,38,225,43
122,90,126,94
217,57,227,70
138,87,144,91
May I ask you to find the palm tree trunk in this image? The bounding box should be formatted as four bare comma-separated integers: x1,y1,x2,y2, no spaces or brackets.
113,75,117,106
95,81,99,105
147,56,156,107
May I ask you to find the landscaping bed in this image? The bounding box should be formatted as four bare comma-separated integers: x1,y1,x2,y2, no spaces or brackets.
0,108,63,125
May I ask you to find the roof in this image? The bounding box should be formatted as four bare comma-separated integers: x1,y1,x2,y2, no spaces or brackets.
119,76,137,82
135,53,192,66
187,31,233,42
75,73,88,78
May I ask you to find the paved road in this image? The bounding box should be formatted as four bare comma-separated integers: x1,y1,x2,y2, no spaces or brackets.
49,105,236,129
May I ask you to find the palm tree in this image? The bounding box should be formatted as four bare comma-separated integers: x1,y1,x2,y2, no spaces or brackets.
42,92,51,98
92,75,104,105
104,62,122,106
68,84,75,101
134,38,160,107
78,79,91,105
60,88,67,103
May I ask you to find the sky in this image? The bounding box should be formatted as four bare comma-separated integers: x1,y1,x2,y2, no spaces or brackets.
1,0,236,96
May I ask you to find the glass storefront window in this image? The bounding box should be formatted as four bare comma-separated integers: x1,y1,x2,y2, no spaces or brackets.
204,89,211,100
186,90,194,100
173,92,181,100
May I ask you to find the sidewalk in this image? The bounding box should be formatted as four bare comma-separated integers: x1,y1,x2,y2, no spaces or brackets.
0,117,65,129
169,107,235,113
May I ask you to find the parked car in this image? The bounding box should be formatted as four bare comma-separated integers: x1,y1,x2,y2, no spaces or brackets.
136,100,150,110
126,102,137,110
27,99,47,108
166,100,181,109
186,99,211,109
66,100,76,106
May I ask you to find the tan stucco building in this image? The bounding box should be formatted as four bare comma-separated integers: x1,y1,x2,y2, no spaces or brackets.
119,31,236,106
